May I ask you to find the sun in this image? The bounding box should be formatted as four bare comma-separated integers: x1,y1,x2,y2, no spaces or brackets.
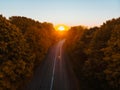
55,24,69,31
58,26,65,31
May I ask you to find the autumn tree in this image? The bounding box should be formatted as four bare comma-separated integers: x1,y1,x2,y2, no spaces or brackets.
9,16,55,67
65,17,120,90
0,15,56,90
0,15,34,90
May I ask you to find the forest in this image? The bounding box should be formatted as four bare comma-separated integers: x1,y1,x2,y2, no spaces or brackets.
0,15,57,90
65,17,120,90
0,14,120,90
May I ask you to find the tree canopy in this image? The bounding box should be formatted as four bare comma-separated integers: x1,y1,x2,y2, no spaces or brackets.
65,17,120,90
0,15,56,90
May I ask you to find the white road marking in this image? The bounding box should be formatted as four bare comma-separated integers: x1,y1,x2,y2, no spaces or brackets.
50,39,65,90
50,48,57,90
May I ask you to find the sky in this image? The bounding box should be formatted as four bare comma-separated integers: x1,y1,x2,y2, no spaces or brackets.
0,0,120,27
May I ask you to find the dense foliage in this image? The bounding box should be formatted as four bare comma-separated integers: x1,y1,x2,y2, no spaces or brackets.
9,16,56,66
65,17,120,90
1,14,119,90
0,15,56,90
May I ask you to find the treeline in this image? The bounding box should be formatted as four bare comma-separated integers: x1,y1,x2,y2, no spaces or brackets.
65,17,120,90
0,15,56,90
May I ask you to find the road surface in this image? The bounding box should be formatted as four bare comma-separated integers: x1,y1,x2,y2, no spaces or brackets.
24,39,79,90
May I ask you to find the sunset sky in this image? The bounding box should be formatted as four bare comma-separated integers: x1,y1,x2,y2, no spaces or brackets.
0,0,120,27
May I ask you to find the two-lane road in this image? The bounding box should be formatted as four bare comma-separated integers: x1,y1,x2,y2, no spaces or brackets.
24,39,79,90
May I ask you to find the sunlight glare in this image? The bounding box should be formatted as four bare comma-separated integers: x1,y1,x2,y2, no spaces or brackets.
55,24,69,31
58,26,65,31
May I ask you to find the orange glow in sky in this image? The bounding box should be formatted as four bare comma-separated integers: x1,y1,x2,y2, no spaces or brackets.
0,0,119,27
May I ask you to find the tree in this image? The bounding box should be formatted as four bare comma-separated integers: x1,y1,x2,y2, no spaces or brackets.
103,24,120,89
65,17,120,90
0,15,34,90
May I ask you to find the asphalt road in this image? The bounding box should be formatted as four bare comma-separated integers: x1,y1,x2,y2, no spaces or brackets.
24,39,79,90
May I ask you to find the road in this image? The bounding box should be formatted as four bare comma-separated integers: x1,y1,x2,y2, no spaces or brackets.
24,39,79,90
